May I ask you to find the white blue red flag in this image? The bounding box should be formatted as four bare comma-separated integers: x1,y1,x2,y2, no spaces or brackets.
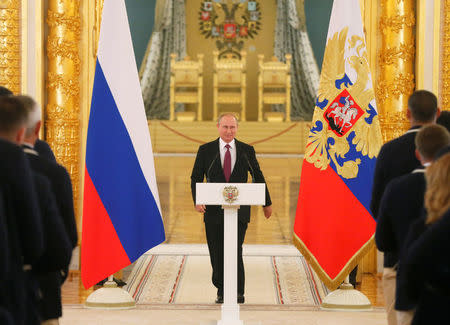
294,0,382,289
81,0,165,289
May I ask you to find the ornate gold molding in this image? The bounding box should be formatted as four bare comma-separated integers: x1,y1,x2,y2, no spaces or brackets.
93,0,103,58
378,43,415,65
377,0,415,142
0,0,21,93
442,0,450,110
46,0,81,219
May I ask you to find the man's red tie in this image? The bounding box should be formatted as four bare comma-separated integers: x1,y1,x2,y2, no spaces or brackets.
224,144,231,182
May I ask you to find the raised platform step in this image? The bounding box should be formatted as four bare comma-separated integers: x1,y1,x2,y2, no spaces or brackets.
148,120,310,154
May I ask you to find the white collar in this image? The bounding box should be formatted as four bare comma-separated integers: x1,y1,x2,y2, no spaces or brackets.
219,138,235,149
405,127,421,135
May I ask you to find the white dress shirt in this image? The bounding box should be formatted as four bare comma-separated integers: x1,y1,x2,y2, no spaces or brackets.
219,138,236,173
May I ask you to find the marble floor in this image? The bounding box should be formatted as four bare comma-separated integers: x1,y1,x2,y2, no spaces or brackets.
61,155,386,324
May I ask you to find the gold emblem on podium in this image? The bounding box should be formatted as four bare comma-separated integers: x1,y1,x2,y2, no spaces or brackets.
223,185,239,203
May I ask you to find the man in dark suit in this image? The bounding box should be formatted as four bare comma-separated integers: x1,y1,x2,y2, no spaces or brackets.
191,113,272,304
0,96,44,325
0,86,57,162
371,90,440,218
371,90,439,325
17,95,78,323
375,124,450,325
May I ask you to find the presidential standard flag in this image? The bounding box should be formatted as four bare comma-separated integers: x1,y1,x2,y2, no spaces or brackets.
293,0,382,290
81,0,165,289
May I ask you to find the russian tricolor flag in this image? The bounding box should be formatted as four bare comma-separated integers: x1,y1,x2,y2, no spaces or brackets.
293,0,382,290
81,0,165,289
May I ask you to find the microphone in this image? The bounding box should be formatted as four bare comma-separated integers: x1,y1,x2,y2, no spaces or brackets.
244,153,255,183
206,152,219,183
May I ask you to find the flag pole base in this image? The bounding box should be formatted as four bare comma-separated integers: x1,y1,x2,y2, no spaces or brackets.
320,283,372,311
85,279,136,309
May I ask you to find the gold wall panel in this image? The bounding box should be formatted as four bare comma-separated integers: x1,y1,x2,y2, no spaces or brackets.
0,0,21,93
377,0,415,142
442,0,450,110
46,0,81,226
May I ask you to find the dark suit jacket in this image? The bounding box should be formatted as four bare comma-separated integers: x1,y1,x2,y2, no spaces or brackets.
191,138,271,224
401,208,450,324
371,126,422,219
0,308,13,325
23,146,78,249
32,173,72,274
34,139,56,162
371,127,422,271
375,170,426,309
24,147,77,320
0,139,43,325
0,188,8,282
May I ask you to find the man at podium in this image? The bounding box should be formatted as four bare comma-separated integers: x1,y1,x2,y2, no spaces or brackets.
190,113,272,304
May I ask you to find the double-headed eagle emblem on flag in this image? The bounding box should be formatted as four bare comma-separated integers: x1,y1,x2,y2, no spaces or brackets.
305,27,382,180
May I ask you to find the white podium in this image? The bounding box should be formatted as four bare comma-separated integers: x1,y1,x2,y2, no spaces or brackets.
196,183,266,325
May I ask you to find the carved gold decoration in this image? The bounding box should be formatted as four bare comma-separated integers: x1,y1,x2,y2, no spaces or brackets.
258,54,291,122
375,72,415,105
377,0,415,143
46,0,81,220
93,0,104,57
213,50,247,121
442,0,450,110
378,112,410,143
0,0,20,93
170,53,204,121
379,12,415,33
378,43,415,65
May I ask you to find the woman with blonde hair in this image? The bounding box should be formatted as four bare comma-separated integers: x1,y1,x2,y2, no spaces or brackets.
402,153,450,325
423,153,450,224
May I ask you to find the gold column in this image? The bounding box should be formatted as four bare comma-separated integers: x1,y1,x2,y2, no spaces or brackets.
377,0,415,142
442,0,450,109
46,1,81,221
0,0,21,93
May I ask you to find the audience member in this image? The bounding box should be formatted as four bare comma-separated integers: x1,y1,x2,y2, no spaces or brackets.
376,124,450,325
371,90,440,325
436,110,450,132
17,95,78,323
0,96,44,325
0,85,57,161
401,153,450,325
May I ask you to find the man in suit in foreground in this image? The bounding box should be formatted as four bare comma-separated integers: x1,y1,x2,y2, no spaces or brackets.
191,113,272,304
371,90,440,218
17,95,78,323
0,85,56,162
0,96,44,324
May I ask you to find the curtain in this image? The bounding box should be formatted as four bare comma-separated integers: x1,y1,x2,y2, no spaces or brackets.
274,0,320,120
140,0,186,119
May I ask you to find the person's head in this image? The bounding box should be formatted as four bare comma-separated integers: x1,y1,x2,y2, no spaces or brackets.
415,124,450,164
15,95,41,145
424,153,450,224
0,86,13,96
217,113,238,143
436,110,450,132
0,96,28,144
407,90,439,126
